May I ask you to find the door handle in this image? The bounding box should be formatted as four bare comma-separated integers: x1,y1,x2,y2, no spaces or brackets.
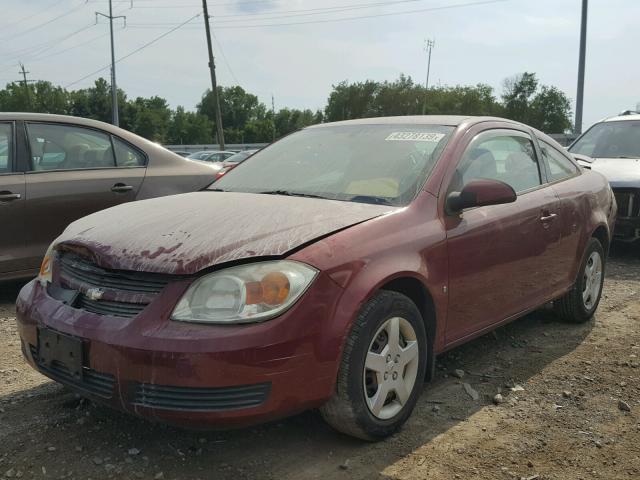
111,184,133,193
0,192,21,202
540,213,558,222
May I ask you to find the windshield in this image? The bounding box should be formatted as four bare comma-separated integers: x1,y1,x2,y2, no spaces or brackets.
570,120,640,158
212,124,453,206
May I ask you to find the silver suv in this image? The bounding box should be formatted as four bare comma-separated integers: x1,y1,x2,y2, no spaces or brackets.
569,111,640,242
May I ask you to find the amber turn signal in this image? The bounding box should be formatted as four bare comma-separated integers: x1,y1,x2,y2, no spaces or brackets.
245,272,291,306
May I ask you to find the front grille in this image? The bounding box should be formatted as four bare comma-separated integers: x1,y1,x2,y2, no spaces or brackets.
133,382,271,412
29,345,115,398
613,188,640,218
55,252,176,318
59,252,172,294
76,296,147,317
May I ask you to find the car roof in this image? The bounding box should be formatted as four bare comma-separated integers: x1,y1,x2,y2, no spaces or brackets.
602,113,640,123
0,112,123,130
306,115,516,129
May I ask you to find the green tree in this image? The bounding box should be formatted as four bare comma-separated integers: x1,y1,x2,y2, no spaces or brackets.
501,72,539,124
529,86,572,133
168,106,213,144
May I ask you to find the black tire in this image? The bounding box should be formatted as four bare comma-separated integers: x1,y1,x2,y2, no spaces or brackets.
320,291,427,440
554,237,606,323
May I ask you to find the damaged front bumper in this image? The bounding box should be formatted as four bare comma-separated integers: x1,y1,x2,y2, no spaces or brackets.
15,278,343,429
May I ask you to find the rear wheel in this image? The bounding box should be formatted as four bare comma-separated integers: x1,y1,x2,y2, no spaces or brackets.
320,291,427,440
554,237,605,323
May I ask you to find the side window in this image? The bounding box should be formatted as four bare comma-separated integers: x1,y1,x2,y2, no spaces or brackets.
453,130,541,194
540,140,578,182
112,137,146,167
26,123,116,171
0,124,12,173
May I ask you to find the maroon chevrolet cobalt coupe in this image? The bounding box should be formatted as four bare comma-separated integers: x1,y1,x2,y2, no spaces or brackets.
17,116,616,440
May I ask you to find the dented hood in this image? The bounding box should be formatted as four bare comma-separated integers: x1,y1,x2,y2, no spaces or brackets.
55,191,396,274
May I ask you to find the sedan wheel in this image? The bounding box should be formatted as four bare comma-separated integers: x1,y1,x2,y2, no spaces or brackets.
582,251,603,310
364,317,420,420
555,237,606,323
320,291,427,440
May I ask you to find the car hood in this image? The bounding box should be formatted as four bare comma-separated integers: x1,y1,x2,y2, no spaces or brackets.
54,191,396,275
588,157,640,188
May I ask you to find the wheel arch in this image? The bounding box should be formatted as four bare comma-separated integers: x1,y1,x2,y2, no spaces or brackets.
591,224,610,257
379,276,438,381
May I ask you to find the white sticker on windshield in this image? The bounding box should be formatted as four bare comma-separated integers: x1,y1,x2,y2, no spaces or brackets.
385,132,446,142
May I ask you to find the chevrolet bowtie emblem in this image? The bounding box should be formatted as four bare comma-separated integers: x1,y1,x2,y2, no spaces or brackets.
85,288,105,301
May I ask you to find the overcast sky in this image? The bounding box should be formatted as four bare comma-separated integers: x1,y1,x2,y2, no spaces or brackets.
0,0,637,130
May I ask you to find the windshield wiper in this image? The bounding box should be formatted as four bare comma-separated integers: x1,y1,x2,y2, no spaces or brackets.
259,190,328,199
349,195,394,206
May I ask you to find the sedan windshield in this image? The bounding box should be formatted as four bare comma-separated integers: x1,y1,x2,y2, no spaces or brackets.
212,124,453,206
570,120,640,158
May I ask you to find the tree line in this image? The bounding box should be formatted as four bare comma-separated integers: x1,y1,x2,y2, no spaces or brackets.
0,72,572,144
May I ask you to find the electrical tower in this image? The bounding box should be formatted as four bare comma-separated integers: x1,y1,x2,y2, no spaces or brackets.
422,39,435,115
96,0,130,127
18,63,35,108
202,0,225,150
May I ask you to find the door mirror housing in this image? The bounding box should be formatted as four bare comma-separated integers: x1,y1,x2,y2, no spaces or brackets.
446,179,517,214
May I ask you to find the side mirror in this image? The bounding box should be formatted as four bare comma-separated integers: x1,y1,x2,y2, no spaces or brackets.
446,179,517,214
572,153,594,170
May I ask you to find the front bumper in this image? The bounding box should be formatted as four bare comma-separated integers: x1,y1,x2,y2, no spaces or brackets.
16,276,344,429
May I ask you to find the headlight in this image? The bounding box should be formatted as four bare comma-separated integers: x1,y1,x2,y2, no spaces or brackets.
38,244,56,286
171,261,318,324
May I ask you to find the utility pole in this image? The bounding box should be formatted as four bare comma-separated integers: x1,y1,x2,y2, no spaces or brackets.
18,63,33,108
96,0,129,127
574,0,588,135
202,0,225,150
422,39,435,115
271,94,276,142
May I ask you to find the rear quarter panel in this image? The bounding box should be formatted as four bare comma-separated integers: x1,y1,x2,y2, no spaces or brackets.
553,168,614,289
136,146,220,199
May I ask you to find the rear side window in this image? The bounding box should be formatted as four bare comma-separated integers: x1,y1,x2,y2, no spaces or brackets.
26,123,116,171
454,130,542,194
112,137,146,167
540,140,578,182
0,124,12,173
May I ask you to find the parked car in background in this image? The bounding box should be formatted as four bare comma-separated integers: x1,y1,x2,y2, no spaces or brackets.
186,151,215,160
171,150,191,157
569,111,640,242
215,149,259,179
0,113,221,281
198,151,236,163
17,116,615,440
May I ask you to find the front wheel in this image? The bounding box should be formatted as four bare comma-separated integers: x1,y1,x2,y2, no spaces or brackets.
554,237,605,323
320,291,427,440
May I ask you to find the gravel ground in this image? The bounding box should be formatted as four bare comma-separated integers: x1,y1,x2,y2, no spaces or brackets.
0,244,639,480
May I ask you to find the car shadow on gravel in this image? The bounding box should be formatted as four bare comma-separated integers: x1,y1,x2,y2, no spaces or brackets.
1,301,595,479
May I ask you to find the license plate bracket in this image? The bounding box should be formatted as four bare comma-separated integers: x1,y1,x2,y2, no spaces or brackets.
37,328,83,380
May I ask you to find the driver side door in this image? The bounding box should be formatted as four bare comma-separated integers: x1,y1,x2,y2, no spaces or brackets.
444,127,561,345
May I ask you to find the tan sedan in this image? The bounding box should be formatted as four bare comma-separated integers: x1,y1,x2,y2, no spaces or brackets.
0,113,221,281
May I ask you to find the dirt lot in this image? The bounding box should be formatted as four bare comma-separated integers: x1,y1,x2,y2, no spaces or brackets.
1,245,639,480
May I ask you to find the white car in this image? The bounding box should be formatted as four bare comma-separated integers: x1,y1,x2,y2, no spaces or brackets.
569,111,640,242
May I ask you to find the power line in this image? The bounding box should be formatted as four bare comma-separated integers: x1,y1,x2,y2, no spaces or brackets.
65,13,201,89
0,1,89,42
126,0,512,30
210,30,239,85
